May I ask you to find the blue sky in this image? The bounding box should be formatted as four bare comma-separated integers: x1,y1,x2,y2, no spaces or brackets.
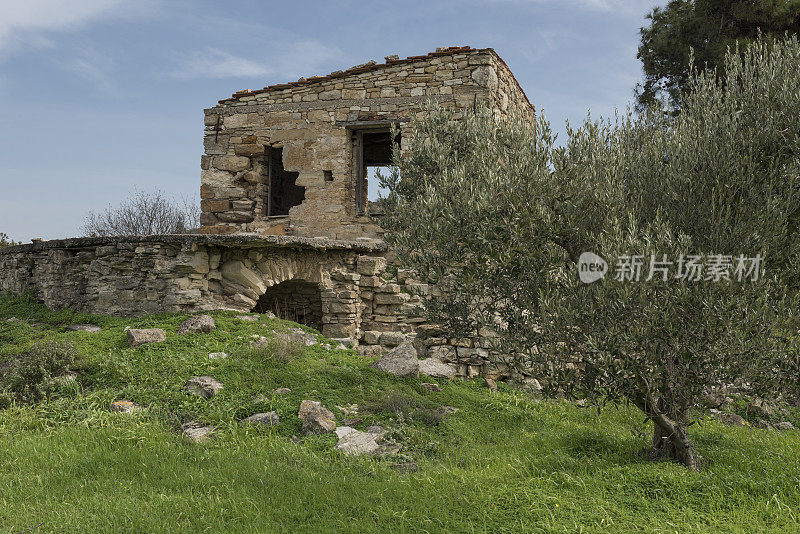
0,0,658,242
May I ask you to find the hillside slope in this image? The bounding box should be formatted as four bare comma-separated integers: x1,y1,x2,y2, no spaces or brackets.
0,294,798,533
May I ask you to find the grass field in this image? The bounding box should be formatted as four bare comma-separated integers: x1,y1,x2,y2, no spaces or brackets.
0,293,798,533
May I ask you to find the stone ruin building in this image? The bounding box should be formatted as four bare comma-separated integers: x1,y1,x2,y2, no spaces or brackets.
0,47,535,380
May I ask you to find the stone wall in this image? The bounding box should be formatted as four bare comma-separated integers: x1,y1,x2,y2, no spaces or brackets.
200,46,534,241
0,235,513,381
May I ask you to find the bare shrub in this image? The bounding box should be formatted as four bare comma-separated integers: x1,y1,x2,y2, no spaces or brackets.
82,189,200,236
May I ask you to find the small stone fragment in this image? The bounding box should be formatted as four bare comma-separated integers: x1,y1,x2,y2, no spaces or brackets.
435,406,459,416
746,398,775,418
717,412,747,426
127,328,166,348
66,324,102,333
776,421,795,431
177,315,216,334
334,426,400,457
298,400,336,435
181,422,215,442
110,400,143,413
485,378,498,392
421,383,441,392
274,387,291,395
419,358,456,379
185,376,223,398
240,412,279,426
208,352,228,360
236,315,259,322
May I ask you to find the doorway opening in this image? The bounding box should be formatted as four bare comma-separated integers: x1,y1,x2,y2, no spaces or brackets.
252,280,323,331
264,147,304,217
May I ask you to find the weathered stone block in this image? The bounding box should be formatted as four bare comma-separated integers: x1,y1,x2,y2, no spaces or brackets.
357,256,386,276
234,143,265,156
213,155,250,172
216,211,255,223
201,199,230,213
127,328,166,348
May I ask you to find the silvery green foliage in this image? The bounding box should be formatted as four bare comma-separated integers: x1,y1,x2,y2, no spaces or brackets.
379,38,800,469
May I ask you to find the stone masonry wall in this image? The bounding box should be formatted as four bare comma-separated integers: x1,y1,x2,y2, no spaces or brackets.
0,236,515,381
199,47,534,241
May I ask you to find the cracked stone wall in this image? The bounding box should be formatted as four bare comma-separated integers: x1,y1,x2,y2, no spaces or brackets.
199,47,534,240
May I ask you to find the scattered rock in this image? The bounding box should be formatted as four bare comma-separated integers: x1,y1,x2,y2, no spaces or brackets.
250,394,269,403
127,328,166,348
336,403,359,415
704,391,726,409
746,398,775,418
484,378,498,392
181,422,215,442
334,426,400,457
298,400,336,435
358,345,383,358
185,376,223,398
334,343,347,350
6,317,20,323
177,315,216,335
236,315,259,322
521,377,542,392
421,382,441,392
575,399,588,408
331,338,355,348
435,406,459,416
341,417,363,426
754,419,772,430
419,358,456,379
776,421,795,431
717,412,747,427
278,328,318,346
208,352,228,360
110,400,143,413
370,342,419,378
66,324,102,333
273,387,291,395
240,412,279,426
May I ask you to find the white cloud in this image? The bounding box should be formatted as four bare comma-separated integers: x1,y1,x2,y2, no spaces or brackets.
170,38,344,81
170,47,272,79
62,47,115,92
0,1,119,53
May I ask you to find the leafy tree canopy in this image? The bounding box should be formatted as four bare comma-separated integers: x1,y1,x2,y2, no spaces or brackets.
637,0,800,110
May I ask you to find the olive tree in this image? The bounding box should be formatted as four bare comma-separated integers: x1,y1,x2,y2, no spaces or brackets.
379,38,800,470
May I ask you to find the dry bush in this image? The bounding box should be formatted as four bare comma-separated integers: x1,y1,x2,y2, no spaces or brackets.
82,189,200,236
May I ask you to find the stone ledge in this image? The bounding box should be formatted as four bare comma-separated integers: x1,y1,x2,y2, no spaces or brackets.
0,233,387,255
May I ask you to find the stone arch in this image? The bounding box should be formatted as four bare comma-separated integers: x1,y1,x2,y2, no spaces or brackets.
252,279,323,330
219,250,358,338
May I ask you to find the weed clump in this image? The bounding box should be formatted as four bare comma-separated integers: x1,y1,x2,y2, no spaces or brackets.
3,339,77,403
364,394,443,427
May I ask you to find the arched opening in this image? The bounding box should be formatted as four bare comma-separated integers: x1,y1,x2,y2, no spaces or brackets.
252,280,323,331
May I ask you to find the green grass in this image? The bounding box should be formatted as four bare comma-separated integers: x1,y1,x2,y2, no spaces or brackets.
0,293,799,533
